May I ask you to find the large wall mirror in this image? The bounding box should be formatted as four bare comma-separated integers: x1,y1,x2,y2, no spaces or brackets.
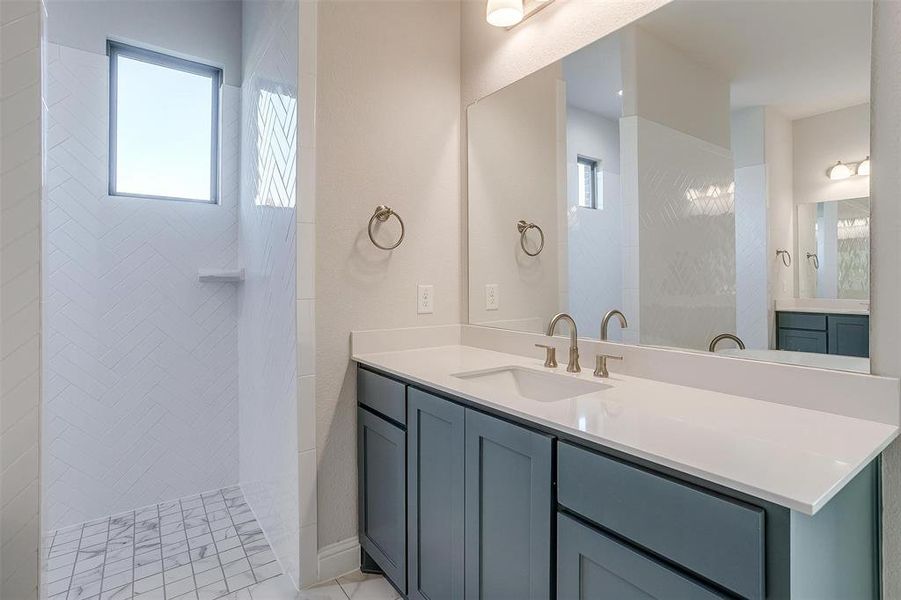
467,0,872,373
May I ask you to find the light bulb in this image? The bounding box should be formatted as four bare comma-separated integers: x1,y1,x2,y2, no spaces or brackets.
486,0,524,27
857,156,870,176
827,161,852,181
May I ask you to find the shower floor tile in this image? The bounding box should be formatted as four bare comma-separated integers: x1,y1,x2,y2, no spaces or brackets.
42,487,284,600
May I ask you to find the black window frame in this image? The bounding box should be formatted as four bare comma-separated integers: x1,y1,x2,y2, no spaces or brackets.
107,40,223,204
576,155,600,210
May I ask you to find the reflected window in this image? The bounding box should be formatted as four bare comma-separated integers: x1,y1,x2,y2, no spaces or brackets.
577,156,601,209
254,87,297,208
109,41,221,203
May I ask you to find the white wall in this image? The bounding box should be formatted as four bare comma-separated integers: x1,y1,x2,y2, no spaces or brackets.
45,0,243,85
0,1,43,597
765,107,795,313
564,107,623,339
621,25,735,351
315,0,461,550
871,3,901,594
237,0,301,588
41,40,241,529
793,103,870,206
468,63,561,332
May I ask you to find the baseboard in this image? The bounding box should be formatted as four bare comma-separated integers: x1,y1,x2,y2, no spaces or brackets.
317,536,360,581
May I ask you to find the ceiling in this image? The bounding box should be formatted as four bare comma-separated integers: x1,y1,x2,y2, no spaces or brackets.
564,0,872,121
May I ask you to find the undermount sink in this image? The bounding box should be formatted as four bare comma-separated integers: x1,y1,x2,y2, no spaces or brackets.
452,366,610,402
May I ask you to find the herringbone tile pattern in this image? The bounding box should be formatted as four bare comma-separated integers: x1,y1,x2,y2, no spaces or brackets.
43,44,241,531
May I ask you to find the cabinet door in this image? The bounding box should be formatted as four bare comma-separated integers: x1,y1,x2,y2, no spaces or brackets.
827,315,869,357
407,389,465,600
464,410,552,600
557,513,724,600
358,408,406,593
778,328,827,354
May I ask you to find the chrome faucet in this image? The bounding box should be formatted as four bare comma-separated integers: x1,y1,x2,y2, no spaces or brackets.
546,313,580,373
595,309,628,378
708,333,746,352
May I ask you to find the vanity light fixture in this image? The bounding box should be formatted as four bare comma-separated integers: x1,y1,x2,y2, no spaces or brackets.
827,161,852,180
617,89,623,96
487,0,556,28
826,157,870,180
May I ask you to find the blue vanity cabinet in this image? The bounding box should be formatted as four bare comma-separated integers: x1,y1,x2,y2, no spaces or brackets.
464,409,553,600
407,388,465,600
776,311,869,357
827,314,869,357
357,369,407,594
557,512,723,600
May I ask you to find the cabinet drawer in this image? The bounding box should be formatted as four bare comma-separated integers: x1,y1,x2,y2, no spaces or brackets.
777,328,827,354
557,512,724,600
776,311,826,331
358,368,406,424
558,442,764,600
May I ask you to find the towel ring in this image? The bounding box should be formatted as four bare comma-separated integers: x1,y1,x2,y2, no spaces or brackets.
807,252,819,270
368,205,404,250
517,220,544,257
776,249,792,267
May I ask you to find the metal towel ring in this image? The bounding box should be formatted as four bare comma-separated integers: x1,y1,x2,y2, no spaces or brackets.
807,252,819,270
368,205,404,250
517,220,545,257
776,249,792,267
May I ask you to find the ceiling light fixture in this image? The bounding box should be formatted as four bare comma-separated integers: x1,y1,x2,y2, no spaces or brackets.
487,0,556,29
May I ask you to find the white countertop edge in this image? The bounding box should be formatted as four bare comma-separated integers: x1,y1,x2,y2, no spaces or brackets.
353,348,898,516
776,306,869,316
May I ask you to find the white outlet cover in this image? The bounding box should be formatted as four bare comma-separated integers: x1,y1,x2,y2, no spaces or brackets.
485,284,499,311
417,284,434,314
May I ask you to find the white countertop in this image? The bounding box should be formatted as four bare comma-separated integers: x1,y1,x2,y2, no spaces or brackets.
353,344,898,515
715,348,869,373
775,298,869,316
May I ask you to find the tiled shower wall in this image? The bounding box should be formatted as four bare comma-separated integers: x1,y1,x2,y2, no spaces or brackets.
1,1,43,597
237,0,303,588
41,43,241,531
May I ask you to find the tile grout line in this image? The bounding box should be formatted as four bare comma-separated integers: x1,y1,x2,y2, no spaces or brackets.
95,515,111,598
203,490,231,596
180,496,203,600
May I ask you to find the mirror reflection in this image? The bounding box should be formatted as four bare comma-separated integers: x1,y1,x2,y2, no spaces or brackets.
467,0,871,373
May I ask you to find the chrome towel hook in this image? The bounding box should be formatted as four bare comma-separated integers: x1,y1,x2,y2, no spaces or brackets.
776,249,792,267
807,252,819,270
517,220,544,257
368,205,404,250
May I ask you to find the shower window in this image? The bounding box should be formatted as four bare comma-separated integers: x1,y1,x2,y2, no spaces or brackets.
577,155,602,209
108,41,222,203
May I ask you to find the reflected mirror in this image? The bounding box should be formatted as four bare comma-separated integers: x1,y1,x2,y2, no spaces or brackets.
467,0,872,373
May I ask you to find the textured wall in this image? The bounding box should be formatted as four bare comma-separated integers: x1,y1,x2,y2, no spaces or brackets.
1,1,43,597
237,0,301,587
870,1,901,595
41,43,241,530
315,0,461,549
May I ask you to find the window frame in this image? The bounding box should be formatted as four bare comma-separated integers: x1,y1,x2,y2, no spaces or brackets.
107,40,223,204
576,155,600,210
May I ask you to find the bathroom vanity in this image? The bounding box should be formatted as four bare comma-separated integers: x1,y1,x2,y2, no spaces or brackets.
776,311,869,358
354,345,895,600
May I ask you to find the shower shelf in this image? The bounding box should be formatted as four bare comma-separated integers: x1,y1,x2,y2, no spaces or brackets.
198,268,245,283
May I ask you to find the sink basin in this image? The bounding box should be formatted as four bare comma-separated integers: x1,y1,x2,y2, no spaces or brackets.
452,366,610,402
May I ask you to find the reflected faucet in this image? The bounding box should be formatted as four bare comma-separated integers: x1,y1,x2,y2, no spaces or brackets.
595,310,628,378
600,310,628,341
546,313,580,373
708,333,746,352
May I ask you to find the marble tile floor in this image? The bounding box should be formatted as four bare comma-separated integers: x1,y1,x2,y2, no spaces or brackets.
41,486,286,600
298,571,400,600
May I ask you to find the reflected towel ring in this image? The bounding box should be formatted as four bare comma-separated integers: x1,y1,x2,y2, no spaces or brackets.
368,205,404,250
776,249,792,267
807,252,819,270
517,220,544,256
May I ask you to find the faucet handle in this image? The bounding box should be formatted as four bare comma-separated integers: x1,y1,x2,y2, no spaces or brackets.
535,344,558,368
593,353,622,378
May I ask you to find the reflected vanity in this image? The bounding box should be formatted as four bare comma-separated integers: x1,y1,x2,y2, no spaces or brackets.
466,0,872,373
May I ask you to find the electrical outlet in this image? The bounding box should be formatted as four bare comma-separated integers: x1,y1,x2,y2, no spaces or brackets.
485,284,499,311
417,284,434,314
